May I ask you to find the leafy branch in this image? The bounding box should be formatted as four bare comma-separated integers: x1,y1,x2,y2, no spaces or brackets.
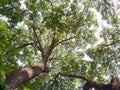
103,39,120,46
55,35,77,47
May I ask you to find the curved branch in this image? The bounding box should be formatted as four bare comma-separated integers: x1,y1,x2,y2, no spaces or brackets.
59,73,120,90
60,73,91,82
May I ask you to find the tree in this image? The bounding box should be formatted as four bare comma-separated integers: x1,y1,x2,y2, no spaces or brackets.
0,0,120,90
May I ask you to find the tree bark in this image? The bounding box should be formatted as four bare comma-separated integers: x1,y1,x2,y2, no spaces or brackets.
5,66,120,90
58,73,120,90
83,75,120,90
5,62,49,90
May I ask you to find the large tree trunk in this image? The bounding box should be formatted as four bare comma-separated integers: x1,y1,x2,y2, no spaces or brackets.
5,62,49,90
4,65,120,90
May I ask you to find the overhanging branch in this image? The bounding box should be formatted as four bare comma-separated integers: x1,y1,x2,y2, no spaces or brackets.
49,73,120,90
59,73,91,82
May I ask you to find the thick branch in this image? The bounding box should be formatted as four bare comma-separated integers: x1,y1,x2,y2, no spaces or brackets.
5,62,49,90
42,29,58,64
60,74,107,89
59,73,120,90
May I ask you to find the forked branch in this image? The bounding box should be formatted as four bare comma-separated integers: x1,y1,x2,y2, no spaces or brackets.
42,28,58,64
31,14,45,59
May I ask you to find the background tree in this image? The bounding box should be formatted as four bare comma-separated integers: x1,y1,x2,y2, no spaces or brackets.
0,0,120,90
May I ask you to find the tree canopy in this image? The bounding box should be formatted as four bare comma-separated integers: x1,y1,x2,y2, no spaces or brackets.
0,0,120,90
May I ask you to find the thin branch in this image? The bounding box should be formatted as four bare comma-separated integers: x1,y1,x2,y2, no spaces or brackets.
104,0,115,14
31,15,45,59
18,42,35,48
49,54,69,61
45,73,60,90
47,73,91,85
102,40,120,46
55,36,77,47
48,73,60,84
59,73,91,82
48,73,90,85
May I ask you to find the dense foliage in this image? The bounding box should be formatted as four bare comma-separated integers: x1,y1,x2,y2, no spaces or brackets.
0,0,120,90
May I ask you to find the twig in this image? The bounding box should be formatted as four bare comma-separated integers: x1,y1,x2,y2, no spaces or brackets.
48,73,60,84
102,40,120,46
55,36,77,47
59,73,91,82
18,42,35,48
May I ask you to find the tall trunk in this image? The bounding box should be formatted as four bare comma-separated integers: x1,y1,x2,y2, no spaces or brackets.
5,62,46,90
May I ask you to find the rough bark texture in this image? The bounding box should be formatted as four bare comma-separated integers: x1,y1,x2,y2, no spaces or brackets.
4,26,120,89
83,75,120,90
57,73,120,90
4,65,120,90
5,62,49,90
4,28,57,90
